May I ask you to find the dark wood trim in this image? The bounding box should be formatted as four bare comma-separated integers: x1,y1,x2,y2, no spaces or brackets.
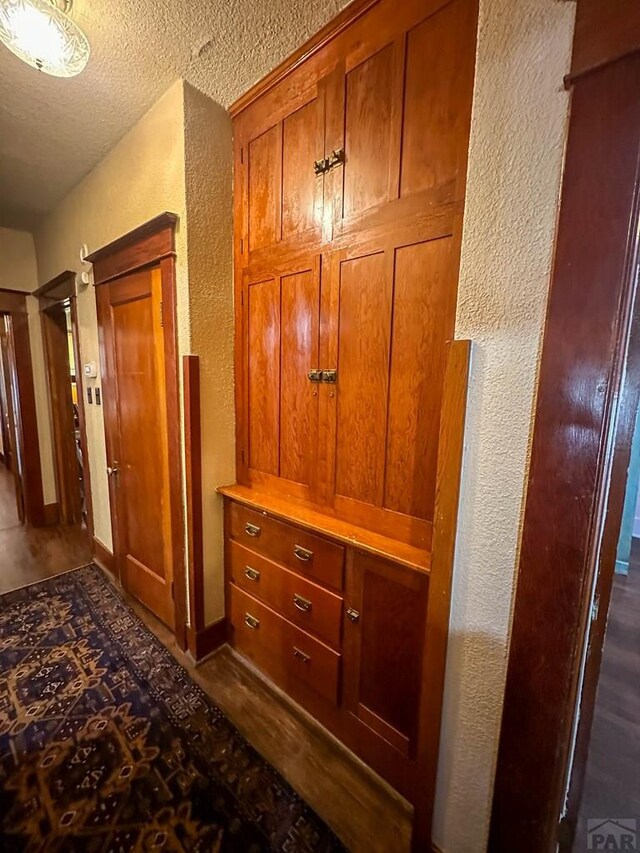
184,355,205,651
92,536,116,577
412,340,471,851
490,49,640,853
9,309,45,526
229,0,379,117
43,502,59,525
0,289,29,314
33,269,75,300
570,0,640,81
192,619,228,662
69,295,94,537
94,218,187,651
87,213,178,285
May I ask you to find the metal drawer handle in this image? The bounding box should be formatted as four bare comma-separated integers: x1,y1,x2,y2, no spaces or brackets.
244,613,260,629
244,567,260,582
293,594,312,613
293,646,311,663
245,522,261,537
293,545,313,562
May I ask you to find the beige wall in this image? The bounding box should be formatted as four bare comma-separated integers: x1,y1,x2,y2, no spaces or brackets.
433,1,576,850
34,81,189,553
32,80,235,625
0,227,56,506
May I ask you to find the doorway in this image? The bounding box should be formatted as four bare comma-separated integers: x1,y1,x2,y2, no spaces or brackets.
36,271,91,528
89,213,187,645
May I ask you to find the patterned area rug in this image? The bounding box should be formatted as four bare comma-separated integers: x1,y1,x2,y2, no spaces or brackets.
0,565,345,852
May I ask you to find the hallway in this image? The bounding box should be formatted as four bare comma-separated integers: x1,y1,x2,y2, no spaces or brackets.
0,465,91,594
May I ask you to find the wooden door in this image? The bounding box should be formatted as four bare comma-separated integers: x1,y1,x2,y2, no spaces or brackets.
41,303,82,525
0,325,13,472
2,316,25,523
343,551,429,758
97,265,175,629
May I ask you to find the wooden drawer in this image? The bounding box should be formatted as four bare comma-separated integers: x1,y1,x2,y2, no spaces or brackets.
228,502,345,590
229,541,343,648
230,584,340,704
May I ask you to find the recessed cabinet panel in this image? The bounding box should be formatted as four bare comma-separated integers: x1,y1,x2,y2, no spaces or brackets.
282,99,323,238
401,0,471,199
248,125,279,251
344,552,429,756
335,252,391,506
384,236,456,520
280,268,320,486
248,278,280,474
343,44,395,218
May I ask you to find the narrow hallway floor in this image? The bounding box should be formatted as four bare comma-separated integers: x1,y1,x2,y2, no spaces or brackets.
0,464,92,594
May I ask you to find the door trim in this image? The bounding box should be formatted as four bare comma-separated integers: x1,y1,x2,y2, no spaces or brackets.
490,5,640,850
0,289,45,526
92,214,187,650
36,270,91,529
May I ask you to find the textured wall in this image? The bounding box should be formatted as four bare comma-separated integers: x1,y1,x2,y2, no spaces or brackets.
0,227,56,506
34,82,189,551
432,2,576,851
183,84,235,625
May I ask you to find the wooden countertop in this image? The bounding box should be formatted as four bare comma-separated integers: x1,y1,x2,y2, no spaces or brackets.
217,484,431,574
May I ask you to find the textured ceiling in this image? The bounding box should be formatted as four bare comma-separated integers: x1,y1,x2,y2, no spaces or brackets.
0,0,348,229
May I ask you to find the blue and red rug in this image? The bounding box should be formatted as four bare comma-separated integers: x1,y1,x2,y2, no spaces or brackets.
0,565,345,851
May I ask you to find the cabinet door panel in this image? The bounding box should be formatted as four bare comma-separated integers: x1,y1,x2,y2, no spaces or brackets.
282,99,323,238
343,552,429,756
334,252,391,506
400,0,473,199
343,44,395,218
248,126,280,252
385,236,456,519
248,278,280,474
280,268,320,486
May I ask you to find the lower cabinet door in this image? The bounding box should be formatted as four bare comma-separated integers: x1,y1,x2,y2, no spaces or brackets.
230,583,341,704
342,551,429,758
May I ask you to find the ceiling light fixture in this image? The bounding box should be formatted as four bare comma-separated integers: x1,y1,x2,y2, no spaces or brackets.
0,0,89,77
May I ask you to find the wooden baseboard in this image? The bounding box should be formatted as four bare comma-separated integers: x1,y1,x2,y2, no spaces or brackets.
43,502,59,525
93,537,116,577
192,619,227,661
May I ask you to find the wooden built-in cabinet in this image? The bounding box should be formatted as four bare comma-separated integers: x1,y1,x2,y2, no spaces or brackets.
221,0,477,836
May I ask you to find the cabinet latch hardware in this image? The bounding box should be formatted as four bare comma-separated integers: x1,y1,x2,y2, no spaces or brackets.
244,613,260,629
293,646,311,663
245,522,261,537
244,567,260,582
308,369,323,382
293,545,313,563
293,593,312,613
327,148,345,170
313,157,330,175
321,369,337,383
346,607,360,623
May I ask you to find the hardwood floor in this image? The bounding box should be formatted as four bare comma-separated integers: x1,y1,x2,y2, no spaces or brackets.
122,586,413,853
574,539,640,850
0,464,92,594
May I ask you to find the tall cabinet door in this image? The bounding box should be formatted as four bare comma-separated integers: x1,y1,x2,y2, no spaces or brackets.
320,0,477,545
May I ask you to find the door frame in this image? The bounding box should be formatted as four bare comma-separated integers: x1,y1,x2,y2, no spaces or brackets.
0,289,45,526
87,213,187,649
35,271,91,529
490,4,640,851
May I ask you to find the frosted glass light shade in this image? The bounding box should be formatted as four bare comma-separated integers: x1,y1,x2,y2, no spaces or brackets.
0,0,89,77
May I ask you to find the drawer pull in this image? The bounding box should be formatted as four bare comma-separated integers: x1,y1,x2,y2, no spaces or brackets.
293,593,312,613
294,545,313,563
244,567,260,582
245,522,261,538
293,646,311,663
346,607,360,624
244,613,260,629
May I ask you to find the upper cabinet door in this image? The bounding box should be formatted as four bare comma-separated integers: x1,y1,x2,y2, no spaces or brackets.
325,0,477,237
239,84,326,259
